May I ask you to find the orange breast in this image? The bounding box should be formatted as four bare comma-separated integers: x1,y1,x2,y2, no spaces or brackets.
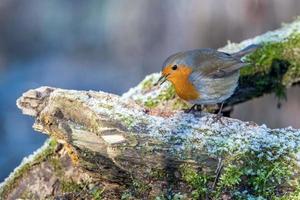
168,66,200,101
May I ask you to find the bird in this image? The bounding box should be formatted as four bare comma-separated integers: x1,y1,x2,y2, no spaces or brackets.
155,44,260,116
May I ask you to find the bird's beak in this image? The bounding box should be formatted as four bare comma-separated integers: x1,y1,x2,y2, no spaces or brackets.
154,74,169,86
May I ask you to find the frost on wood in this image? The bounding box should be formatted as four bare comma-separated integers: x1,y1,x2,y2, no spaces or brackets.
2,18,300,199
16,87,300,160
5,86,300,199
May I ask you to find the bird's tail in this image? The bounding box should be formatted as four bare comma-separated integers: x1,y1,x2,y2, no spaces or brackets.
231,44,261,59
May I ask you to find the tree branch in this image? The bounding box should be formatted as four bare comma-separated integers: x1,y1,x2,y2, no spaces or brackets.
124,19,300,110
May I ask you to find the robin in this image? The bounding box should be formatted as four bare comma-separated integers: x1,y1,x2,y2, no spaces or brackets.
155,44,260,116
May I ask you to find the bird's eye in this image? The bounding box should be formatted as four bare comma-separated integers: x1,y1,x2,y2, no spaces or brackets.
171,65,178,70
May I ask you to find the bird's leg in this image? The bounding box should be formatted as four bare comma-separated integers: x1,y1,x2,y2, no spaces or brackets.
185,104,197,113
212,102,225,124
217,102,224,116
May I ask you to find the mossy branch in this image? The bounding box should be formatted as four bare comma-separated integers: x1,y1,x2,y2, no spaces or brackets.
125,19,300,110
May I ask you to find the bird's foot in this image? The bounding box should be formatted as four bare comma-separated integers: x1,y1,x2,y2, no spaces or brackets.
212,113,225,125
184,108,193,113
184,104,202,114
211,102,225,124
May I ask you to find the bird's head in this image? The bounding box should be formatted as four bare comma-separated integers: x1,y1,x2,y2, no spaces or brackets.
155,52,192,86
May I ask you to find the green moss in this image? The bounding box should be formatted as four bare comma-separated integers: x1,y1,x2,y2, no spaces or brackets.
121,191,135,200
149,168,167,181
91,187,105,200
219,152,299,199
50,156,64,177
172,98,189,110
144,85,178,108
0,139,58,199
227,33,300,106
159,85,176,101
141,76,156,90
144,97,159,108
61,179,83,194
131,178,151,196
281,34,300,86
244,155,294,197
120,177,152,199
179,164,212,200
242,43,284,76
61,179,104,199
179,148,300,200
243,33,300,77
219,164,242,189
118,114,135,128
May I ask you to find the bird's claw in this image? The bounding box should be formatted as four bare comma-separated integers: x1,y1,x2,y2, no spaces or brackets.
185,104,202,114
212,113,225,125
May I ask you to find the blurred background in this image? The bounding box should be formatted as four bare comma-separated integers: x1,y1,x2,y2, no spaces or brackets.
0,0,300,182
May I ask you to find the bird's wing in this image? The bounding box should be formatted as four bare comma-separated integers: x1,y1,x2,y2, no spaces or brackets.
190,49,247,79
